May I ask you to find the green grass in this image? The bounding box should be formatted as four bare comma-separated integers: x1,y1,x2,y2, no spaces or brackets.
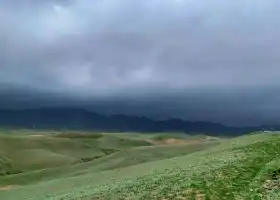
0,131,211,181
0,131,163,174
0,156,13,175
0,134,107,172
0,132,217,187
97,134,153,150
148,132,193,140
1,131,279,200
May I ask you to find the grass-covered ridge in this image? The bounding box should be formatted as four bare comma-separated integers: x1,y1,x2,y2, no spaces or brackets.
0,131,161,174
0,132,279,199
0,131,215,183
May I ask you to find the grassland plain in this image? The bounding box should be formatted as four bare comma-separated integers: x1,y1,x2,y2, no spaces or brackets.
0,132,280,200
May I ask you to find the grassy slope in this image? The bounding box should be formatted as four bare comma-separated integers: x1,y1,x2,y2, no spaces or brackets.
1,133,280,199
97,134,152,150
0,133,217,186
0,134,107,173
0,131,160,175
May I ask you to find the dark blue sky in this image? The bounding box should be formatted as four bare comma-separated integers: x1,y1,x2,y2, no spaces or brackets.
1,0,280,126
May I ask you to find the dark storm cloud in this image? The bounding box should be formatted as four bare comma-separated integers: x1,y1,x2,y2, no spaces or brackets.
1,0,280,125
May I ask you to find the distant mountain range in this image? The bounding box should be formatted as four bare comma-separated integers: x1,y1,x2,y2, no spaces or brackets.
0,108,278,136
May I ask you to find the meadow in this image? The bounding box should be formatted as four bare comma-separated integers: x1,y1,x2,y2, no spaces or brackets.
0,130,279,200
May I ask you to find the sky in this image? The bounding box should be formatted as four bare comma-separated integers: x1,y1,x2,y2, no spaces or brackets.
1,0,280,126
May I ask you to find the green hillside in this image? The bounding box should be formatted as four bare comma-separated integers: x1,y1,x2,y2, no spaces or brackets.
0,131,279,200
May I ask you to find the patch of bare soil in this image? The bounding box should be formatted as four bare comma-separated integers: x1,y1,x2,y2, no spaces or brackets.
261,170,280,198
0,185,17,191
147,138,203,146
29,134,44,137
263,179,280,191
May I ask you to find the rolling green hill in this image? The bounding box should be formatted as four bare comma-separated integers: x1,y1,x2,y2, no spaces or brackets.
0,131,216,186
0,133,106,173
0,131,214,175
1,131,279,200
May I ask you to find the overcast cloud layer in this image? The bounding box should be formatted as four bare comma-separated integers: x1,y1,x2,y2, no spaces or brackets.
1,0,280,125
